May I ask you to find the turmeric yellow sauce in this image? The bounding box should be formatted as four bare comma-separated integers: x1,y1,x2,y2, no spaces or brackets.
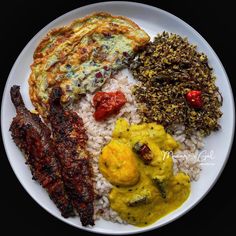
99,118,190,227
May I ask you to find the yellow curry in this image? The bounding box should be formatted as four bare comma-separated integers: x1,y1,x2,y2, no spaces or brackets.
99,118,190,226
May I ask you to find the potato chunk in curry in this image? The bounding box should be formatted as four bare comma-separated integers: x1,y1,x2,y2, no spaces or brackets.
99,140,140,186
112,118,178,150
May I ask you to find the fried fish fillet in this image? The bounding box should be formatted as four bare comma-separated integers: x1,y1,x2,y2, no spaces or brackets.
9,85,74,218
29,12,150,117
49,87,95,226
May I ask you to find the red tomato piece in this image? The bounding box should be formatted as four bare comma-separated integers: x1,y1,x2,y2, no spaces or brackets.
93,91,127,121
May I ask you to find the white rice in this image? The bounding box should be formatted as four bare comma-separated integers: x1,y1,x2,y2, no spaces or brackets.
77,74,140,223
172,125,204,181
77,73,204,223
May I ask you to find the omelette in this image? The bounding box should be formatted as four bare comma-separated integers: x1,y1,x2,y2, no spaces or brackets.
29,12,150,117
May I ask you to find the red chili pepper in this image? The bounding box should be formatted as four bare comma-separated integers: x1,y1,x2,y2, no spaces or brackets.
103,66,109,71
95,72,103,78
93,91,127,121
186,90,203,108
123,51,129,57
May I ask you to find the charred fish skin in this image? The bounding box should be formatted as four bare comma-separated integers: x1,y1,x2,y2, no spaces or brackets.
49,87,95,226
9,85,74,218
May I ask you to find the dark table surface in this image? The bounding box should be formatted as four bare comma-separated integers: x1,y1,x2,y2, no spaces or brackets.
0,0,235,235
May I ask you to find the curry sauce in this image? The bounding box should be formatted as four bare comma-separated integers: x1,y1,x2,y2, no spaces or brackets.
99,118,190,226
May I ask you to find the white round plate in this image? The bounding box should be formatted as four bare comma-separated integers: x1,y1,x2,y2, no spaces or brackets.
1,1,235,235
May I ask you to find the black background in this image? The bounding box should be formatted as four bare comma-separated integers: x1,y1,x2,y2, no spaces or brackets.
0,0,235,235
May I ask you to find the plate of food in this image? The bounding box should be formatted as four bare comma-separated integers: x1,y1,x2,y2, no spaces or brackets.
1,1,235,234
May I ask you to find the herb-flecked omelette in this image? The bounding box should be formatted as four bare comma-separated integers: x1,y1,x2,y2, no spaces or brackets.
29,12,150,117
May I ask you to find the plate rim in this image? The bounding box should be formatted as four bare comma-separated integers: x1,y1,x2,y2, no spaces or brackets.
1,1,235,234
